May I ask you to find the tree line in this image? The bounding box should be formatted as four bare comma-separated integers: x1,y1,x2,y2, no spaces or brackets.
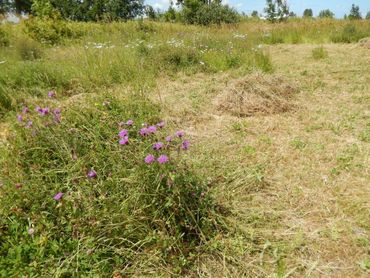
1,0,369,24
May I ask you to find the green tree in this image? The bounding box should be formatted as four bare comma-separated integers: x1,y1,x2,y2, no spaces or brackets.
251,10,259,17
318,9,334,18
0,0,11,14
348,4,362,20
12,0,33,14
303,8,313,17
366,11,370,20
145,5,157,20
106,0,144,21
264,0,290,23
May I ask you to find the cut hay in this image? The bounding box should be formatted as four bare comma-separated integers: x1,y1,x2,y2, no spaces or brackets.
358,37,370,49
216,73,299,117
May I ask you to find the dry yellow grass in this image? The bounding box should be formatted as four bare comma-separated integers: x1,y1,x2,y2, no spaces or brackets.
216,73,299,117
153,43,370,277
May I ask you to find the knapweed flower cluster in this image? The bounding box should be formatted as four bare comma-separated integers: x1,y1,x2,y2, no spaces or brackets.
115,119,190,166
16,90,62,129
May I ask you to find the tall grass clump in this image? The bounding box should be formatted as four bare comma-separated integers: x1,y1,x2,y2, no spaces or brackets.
0,26,10,47
331,23,369,43
15,37,44,61
312,46,328,60
0,92,220,275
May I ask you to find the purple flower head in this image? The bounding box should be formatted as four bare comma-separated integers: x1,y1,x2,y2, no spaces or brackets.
147,125,157,134
87,169,97,178
119,136,129,145
126,119,134,126
42,107,50,115
53,192,64,201
53,108,61,115
139,127,149,136
144,154,155,164
175,130,185,138
28,228,35,235
36,107,49,116
22,106,29,114
48,90,56,98
15,183,22,189
157,155,169,164
119,129,128,138
152,142,164,151
17,115,23,122
181,140,190,150
165,136,173,142
157,121,166,129
25,120,33,129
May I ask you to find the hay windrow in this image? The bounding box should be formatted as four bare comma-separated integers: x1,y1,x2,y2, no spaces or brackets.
358,37,370,49
216,73,299,117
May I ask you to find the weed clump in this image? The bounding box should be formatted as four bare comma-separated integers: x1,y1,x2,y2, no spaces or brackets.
312,46,328,60
331,24,368,43
15,37,44,60
0,26,10,47
216,73,298,117
0,93,219,275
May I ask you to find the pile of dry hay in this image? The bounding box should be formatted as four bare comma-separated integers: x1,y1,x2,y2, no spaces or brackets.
358,37,370,49
216,73,299,117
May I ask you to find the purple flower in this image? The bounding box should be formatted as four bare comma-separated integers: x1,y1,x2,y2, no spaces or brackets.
147,125,157,134
25,120,33,128
36,106,43,114
42,107,50,115
53,192,64,201
87,169,97,178
182,140,190,150
48,90,56,98
175,130,185,138
126,119,134,126
165,136,173,142
153,142,164,150
144,154,155,164
157,155,169,164
119,129,128,138
53,108,61,115
139,127,149,136
28,228,35,235
15,183,22,189
22,106,29,114
157,121,166,129
17,115,23,122
36,107,49,116
119,136,129,145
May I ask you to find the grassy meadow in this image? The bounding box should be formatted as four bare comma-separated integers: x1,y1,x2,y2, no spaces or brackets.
0,18,370,276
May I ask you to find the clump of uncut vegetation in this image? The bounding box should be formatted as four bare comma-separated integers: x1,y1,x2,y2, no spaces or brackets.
312,46,328,59
0,92,222,275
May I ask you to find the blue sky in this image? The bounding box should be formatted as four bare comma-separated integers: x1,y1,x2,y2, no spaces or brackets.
146,0,370,18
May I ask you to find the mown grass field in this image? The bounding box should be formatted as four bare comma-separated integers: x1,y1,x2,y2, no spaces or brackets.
0,19,370,276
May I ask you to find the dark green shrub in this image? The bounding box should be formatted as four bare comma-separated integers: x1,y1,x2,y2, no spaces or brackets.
23,17,79,44
0,26,10,47
182,0,239,25
194,3,239,25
